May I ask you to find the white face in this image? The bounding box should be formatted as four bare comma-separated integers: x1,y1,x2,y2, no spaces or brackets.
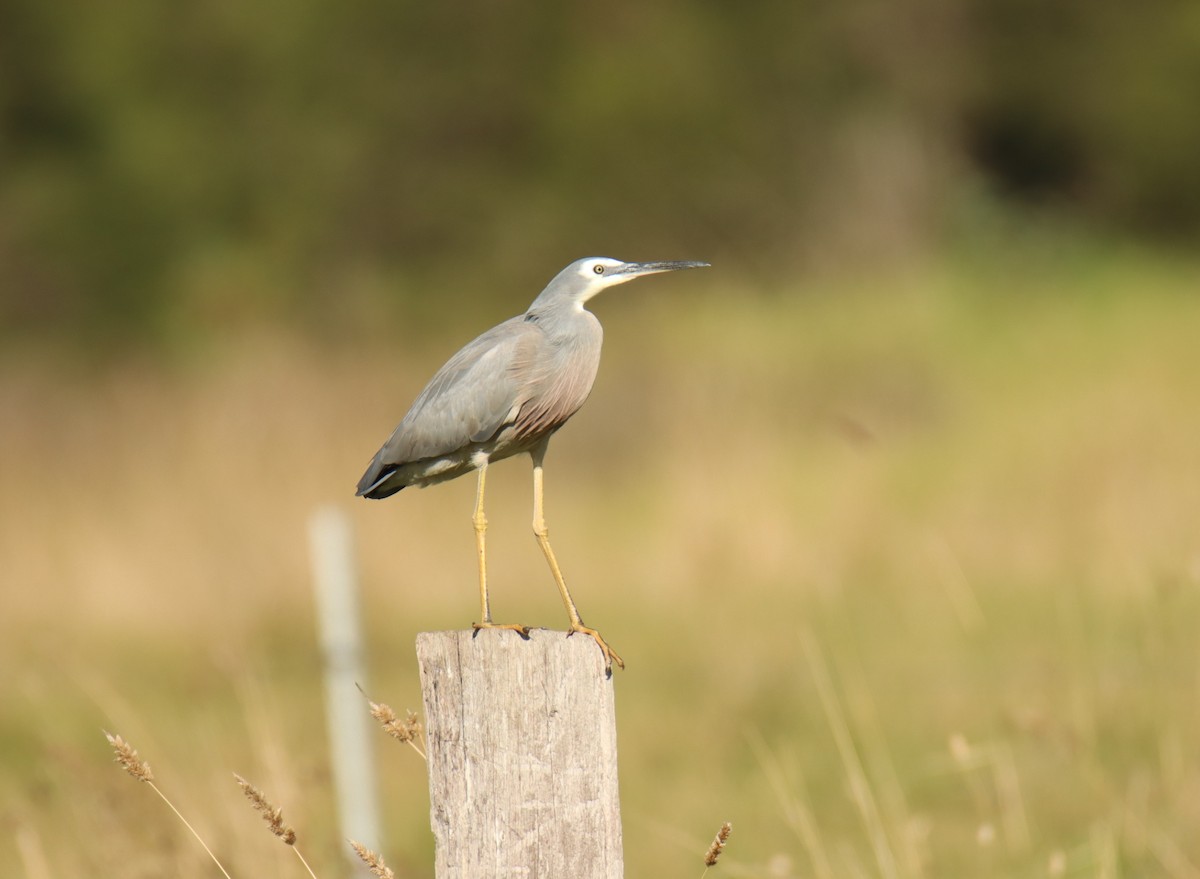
575,257,630,288
554,256,705,309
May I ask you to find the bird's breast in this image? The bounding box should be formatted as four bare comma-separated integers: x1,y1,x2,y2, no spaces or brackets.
512,315,603,440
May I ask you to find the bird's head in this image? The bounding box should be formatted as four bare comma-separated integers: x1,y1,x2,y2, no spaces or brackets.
529,257,710,314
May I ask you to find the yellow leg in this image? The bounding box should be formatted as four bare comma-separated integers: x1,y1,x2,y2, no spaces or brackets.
531,448,624,672
470,461,528,636
472,462,490,622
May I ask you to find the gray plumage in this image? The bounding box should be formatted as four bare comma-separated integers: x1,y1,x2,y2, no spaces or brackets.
355,255,709,672
357,257,706,499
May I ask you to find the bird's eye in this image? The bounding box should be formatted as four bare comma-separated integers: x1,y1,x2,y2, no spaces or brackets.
593,265,605,275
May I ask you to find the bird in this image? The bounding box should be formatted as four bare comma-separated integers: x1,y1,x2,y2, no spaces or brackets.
356,256,709,672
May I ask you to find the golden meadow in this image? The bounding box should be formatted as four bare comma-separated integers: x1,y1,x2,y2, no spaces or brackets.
3,251,1200,877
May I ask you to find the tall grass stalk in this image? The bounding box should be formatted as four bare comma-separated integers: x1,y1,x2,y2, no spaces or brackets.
103,732,235,879
350,840,396,879
233,773,320,879
748,731,834,879
800,631,899,879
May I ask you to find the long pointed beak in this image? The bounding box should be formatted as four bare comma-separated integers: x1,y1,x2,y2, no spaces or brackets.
615,260,710,277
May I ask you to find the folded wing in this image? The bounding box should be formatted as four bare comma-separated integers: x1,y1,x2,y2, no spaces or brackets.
356,317,539,497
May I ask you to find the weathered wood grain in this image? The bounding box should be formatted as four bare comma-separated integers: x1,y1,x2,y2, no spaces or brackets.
416,628,623,879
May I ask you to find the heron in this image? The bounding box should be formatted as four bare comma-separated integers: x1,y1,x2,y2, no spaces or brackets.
356,256,709,672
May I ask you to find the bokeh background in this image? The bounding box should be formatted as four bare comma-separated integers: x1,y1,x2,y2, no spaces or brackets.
4,1,1200,876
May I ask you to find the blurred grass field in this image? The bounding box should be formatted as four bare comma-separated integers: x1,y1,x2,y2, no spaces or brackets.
3,248,1200,878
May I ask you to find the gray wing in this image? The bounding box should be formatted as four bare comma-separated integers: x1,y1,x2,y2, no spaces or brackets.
356,316,538,495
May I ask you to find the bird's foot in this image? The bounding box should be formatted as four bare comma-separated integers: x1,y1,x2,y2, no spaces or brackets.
472,621,532,638
568,623,625,675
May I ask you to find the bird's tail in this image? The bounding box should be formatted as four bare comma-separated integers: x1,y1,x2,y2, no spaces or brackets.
356,459,404,499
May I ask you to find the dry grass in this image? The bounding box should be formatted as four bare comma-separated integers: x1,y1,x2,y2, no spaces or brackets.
364,693,427,760
104,732,234,879
234,773,298,845
703,821,733,871
106,732,155,783
5,254,1200,876
233,773,320,878
350,840,397,879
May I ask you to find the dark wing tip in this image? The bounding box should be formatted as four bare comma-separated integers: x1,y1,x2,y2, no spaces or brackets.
357,483,404,500
356,462,405,499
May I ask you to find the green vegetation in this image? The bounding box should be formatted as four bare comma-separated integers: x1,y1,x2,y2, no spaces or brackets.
4,1,1200,873
4,1,1200,351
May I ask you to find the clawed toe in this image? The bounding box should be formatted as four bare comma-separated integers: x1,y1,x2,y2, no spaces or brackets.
567,624,625,674
472,621,532,638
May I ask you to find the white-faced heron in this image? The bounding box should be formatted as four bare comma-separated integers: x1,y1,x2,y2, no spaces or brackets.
356,256,709,671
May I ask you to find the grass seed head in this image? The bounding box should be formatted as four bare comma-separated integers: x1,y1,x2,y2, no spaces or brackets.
350,839,396,879
105,731,154,782
369,700,423,745
234,773,296,845
704,821,733,867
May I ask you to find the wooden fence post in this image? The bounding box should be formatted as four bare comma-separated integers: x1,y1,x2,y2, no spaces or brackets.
416,628,624,879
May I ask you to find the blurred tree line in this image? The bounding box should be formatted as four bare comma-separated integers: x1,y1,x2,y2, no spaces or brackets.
2,0,1199,350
